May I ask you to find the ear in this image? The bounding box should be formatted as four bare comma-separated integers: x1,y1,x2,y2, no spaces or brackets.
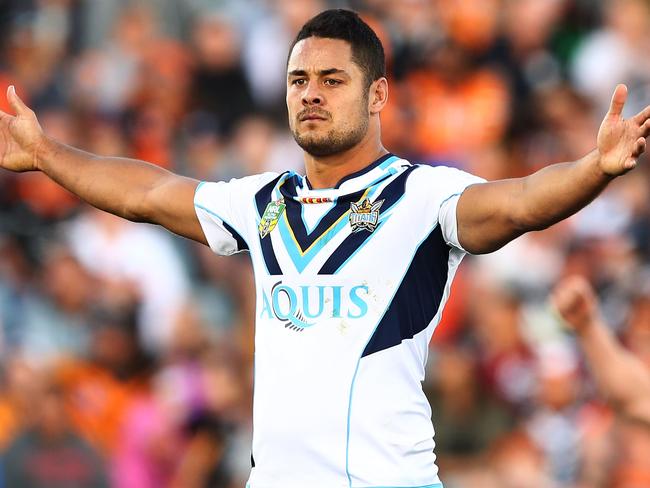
368,77,388,115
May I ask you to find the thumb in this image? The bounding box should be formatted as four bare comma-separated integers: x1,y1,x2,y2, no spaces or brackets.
7,85,30,117
607,84,628,119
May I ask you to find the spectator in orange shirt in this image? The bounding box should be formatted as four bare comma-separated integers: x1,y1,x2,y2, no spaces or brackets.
404,41,510,163
55,306,152,455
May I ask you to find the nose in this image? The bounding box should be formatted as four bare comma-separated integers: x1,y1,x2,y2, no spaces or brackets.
302,81,323,106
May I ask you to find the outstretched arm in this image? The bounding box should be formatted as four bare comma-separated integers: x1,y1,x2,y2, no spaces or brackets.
457,85,650,254
0,86,207,244
552,276,650,425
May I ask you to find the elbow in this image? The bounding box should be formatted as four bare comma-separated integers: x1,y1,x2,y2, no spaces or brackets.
467,216,547,255
121,192,153,223
518,219,552,234
467,235,518,255
508,177,555,233
510,207,553,234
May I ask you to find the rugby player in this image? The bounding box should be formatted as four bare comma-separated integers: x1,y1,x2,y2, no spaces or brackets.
2,8,650,488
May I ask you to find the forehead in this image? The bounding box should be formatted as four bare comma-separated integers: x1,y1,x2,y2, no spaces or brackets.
287,37,360,76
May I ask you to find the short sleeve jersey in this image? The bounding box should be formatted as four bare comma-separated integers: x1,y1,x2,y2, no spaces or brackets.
194,154,484,488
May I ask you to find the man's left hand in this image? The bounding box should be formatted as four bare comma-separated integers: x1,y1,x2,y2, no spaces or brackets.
597,84,650,176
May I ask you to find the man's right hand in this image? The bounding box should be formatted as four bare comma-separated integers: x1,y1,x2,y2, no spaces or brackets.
0,85,46,172
0,84,206,244
551,276,600,333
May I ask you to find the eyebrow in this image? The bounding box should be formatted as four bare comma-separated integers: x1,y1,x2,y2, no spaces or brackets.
288,68,349,77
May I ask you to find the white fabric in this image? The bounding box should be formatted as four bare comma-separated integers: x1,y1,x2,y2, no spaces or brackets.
67,212,190,352
194,157,484,488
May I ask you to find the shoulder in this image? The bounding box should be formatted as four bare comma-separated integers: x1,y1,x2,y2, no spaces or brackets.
194,172,287,211
407,163,485,191
197,171,283,195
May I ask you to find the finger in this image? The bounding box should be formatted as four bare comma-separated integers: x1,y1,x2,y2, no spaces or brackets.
634,104,650,125
641,119,650,137
607,84,628,119
0,109,12,123
632,137,647,158
635,137,647,157
7,85,30,117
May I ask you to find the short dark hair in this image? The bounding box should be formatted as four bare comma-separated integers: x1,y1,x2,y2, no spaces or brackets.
289,9,386,88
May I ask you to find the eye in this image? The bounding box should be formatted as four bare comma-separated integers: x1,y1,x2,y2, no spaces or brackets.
291,78,307,86
324,79,342,86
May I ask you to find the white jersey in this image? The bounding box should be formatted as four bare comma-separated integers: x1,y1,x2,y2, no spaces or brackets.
194,154,484,488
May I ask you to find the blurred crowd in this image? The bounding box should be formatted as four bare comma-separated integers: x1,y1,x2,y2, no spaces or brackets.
0,0,649,487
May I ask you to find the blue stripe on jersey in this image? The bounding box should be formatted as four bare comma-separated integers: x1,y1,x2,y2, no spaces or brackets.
222,221,248,251
346,357,361,486
279,154,398,240
301,199,337,234
334,153,396,188
281,171,396,253
281,185,367,249
275,182,389,273
255,174,285,275
195,204,249,251
361,224,450,357
346,224,449,484
318,166,417,275
276,209,350,273
302,153,397,189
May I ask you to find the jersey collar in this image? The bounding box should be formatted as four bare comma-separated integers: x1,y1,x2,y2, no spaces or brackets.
282,153,404,202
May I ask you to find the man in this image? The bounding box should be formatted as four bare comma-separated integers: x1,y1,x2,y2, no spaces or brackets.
552,276,650,425
1,8,650,488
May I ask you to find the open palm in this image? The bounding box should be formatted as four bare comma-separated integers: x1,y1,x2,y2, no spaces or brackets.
597,84,650,176
0,86,45,172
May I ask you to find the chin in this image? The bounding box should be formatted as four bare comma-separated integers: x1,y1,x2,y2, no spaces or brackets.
292,123,367,158
297,137,359,158
298,141,337,158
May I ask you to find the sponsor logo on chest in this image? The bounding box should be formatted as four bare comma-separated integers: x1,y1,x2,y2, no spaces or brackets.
260,281,369,331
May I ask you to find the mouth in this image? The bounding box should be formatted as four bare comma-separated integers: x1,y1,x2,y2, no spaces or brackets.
298,111,329,122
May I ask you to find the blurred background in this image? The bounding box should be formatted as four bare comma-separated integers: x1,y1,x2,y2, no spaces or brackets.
0,0,649,487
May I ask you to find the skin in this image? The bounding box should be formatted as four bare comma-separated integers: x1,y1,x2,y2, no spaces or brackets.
552,276,650,425
0,88,207,244
0,36,650,254
287,37,388,188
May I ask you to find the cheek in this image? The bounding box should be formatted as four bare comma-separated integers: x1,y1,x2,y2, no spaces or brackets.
338,98,367,124
286,95,299,127
286,90,300,111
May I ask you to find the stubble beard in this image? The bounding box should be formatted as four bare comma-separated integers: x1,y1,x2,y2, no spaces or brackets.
291,105,369,158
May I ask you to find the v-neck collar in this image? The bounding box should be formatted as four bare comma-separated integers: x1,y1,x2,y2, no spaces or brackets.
304,153,395,191
286,153,401,202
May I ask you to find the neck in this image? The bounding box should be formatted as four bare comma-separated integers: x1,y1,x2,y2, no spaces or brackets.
303,136,388,189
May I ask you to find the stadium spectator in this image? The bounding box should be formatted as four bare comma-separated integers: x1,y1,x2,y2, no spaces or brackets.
552,275,650,424
0,2,649,486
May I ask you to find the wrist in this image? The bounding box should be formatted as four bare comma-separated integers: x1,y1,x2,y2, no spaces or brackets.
592,149,619,180
33,134,54,172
